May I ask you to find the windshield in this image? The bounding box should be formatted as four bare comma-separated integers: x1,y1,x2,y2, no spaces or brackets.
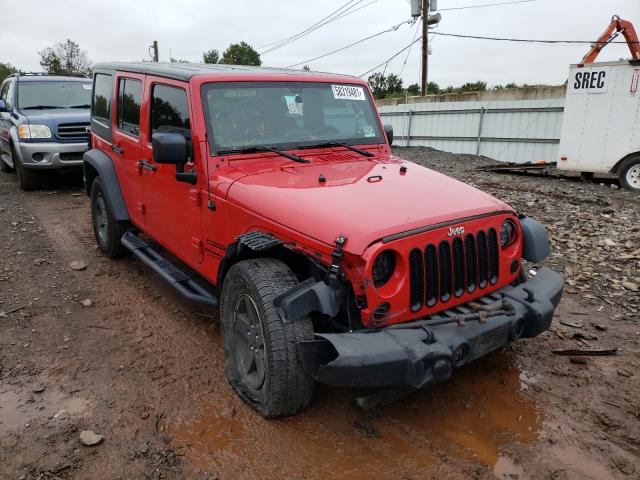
18,80,92,109
201,81,384,154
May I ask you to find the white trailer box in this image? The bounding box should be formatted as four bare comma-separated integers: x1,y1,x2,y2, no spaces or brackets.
558,60,640,190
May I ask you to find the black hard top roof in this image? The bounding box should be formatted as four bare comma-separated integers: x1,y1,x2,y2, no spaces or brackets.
94,61,357,82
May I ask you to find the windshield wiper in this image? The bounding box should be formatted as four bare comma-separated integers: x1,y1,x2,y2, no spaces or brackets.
21,105,60,110
299,142,374,158
217,146,310,163
69,104,91,108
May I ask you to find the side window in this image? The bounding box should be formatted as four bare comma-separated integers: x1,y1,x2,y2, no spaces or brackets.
116,78,142,137
151,84,190,138
1,81,14,108
0,82,8,105
93,73,114,126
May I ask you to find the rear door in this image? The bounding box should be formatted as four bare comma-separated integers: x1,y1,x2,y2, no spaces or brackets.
91,71,144,227
112,72,146,225
140,78,204,265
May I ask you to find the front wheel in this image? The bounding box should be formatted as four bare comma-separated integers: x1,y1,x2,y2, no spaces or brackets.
618,155,640,191
220,259,315,418
13,145,39,190
90,177,130,258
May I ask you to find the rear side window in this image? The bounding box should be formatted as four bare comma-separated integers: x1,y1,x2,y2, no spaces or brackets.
151,84,190,138
1,81,14,109
116,78,142,137
0,81,10,105
93,73,114,125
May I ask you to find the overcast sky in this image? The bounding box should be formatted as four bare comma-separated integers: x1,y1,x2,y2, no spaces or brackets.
2,0,638,87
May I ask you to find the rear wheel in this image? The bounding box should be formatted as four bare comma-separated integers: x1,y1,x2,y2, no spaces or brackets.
13,145,39,190
90,177,130,258
618,155,640,191
220,259,314,418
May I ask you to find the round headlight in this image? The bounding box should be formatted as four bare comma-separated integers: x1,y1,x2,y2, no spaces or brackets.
372,250,396,288
500,219,517,248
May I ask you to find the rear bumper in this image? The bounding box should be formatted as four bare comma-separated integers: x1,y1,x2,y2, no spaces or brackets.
16,141,87,169
301,267,563,389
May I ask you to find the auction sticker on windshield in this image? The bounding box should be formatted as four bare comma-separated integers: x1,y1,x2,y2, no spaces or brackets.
331,85,366,101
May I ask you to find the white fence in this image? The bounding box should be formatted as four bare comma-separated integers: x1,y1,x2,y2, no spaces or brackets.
377,88,566,164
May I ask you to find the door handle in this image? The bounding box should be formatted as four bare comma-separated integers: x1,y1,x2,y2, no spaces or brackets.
139,160,156,171
111,144,124,154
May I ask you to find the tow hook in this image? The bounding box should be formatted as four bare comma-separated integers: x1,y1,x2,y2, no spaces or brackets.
523,287,535,303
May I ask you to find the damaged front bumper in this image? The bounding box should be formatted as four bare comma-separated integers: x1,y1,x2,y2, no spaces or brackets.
300,267,564,389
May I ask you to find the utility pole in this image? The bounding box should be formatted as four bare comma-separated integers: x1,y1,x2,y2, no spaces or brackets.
150,41,159,62
421,1,429,96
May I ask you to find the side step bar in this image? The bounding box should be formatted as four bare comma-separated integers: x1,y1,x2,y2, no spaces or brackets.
121,230,218,306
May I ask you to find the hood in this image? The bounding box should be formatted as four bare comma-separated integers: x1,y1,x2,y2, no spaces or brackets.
227,157,512,254
22,108,90,124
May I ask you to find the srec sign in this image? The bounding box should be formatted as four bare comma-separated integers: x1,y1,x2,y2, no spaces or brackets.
572,69,608,93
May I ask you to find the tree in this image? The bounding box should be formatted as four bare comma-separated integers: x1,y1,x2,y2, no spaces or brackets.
170,57,189,63
406,83,420,96
385,74,403,96
0,62,17,82
38,39,92,77
427,81,440,95
302,65,310,71
367,73,387,99
221,42,261,66
458,81,487,93
202,49,220,64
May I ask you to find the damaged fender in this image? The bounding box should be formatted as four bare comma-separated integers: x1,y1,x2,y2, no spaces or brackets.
273,278,345,322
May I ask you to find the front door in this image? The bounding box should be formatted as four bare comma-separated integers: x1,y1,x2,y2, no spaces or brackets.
141,78,204,265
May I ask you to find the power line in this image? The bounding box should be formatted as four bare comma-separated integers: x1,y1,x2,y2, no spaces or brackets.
438,0,536,11
261,0,377,55
399,18,421,77
359,35,424,78
286,19,414,68
431,31,639,44
258,0,357,50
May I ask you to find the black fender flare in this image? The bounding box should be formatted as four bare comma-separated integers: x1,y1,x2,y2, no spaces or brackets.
82,149,130,221
273,278,346,322
520,216,550,262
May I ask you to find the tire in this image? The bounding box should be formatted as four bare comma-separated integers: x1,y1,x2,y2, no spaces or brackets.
220,258,314,418
0,148,13,173
618,155,640,191
13,144,39,190
90,177,131,258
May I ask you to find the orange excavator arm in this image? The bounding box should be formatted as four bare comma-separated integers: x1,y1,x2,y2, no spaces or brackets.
582,15,640,64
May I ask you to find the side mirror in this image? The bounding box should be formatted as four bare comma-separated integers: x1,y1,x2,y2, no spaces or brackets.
152,132,188,164
0,100,7,113
384,124,393,145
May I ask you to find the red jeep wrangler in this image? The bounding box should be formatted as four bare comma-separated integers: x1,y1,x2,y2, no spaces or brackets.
83,62,563,417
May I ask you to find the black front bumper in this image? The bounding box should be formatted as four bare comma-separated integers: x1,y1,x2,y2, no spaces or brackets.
300,267,564,389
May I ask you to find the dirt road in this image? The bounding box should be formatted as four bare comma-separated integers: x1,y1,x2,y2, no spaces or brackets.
1,149,638,480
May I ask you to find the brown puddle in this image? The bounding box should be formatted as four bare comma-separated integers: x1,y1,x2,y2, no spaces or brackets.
0,387,88,434
170,352,542,479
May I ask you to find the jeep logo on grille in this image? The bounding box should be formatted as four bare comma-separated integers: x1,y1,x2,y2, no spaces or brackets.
448,226,465,237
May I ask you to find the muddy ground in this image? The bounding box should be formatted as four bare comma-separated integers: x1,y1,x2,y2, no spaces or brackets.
0,148,639,480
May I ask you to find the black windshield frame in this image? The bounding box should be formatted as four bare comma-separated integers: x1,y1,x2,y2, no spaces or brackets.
200,81,385,156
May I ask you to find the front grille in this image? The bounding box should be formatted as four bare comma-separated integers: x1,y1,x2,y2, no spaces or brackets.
58,123,89,139
408,229,500,312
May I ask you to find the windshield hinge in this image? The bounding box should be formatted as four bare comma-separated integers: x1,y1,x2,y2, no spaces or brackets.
328,235,347,281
